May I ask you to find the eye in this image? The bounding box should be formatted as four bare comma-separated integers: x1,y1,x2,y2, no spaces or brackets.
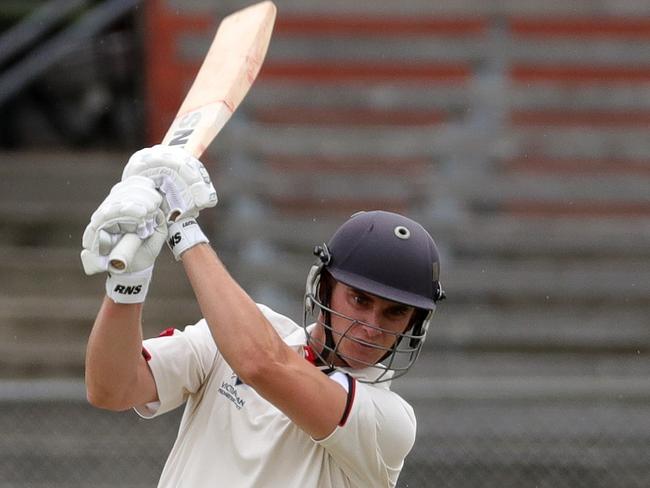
388,307,411,318
351,293,370,306
353,295,365,304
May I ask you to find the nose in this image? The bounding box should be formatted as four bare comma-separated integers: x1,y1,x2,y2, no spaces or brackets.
359,321,382,339
357,310,385,339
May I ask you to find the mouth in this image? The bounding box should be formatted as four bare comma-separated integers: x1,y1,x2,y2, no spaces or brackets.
349,337,381,354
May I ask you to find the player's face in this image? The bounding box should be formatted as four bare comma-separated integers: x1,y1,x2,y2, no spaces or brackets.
324,282,416,369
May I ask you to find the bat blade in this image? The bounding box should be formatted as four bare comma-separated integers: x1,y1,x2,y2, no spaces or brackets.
108,1,276,273
162,0,277,158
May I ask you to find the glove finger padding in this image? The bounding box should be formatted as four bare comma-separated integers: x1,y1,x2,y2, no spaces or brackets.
122,145,218,221
81,209,168,276
134,209,169,269
81,176,165,275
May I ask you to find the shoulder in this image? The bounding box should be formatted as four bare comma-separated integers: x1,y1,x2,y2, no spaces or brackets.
316,381,416,484
172,319,216,351
359,384,417,465
361,384,416,429
143,318,217,367
344,368,416,432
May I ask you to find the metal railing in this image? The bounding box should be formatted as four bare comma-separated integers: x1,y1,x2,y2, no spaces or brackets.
0,0,140,106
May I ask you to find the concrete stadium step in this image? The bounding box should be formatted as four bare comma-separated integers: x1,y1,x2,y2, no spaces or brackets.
439,216,650,259
251,105,449,127
226,213,650,259
0,295,202,336
212,0,639,16
503,157,650,176
0,151,125,246
508,126,649,161
509,16,650,39
0,293,203,378
225,119,650,168
146,0,488,141
508,38,650,66
460,172,650,218
508,16,650,64
0,151,124,203
263,37,483,66
413,257,648,303
0,340,85,377
241,165,431,216
247,84,470,114
176,0,480,17
0,246,195,297
432,303,650,353
511,109,650,128
258,59,472,85
408,349,650,384
396,372,650,404
510,85,650,112
236,252,650,304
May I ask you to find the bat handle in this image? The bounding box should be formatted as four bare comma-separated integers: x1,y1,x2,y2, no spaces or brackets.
108,234,143,274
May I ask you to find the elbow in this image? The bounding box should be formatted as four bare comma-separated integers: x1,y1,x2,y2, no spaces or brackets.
236,349,289,389
235,361,266,388
86,383,132,412
224,313,296,388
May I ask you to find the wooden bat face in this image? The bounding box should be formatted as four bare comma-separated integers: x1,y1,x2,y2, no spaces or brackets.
161,1,277,159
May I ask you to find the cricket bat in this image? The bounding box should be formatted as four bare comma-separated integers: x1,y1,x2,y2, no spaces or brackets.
108,1,276,273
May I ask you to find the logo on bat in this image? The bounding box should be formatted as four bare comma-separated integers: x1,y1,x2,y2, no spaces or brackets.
168,112,202,147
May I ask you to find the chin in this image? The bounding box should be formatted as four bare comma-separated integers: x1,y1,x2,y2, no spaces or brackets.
341,349,380,370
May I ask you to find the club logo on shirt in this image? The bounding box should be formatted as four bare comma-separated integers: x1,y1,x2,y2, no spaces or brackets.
218,373,246,410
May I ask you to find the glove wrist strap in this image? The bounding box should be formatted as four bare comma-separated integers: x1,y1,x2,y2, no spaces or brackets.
106,266,153,304
167,218,209,260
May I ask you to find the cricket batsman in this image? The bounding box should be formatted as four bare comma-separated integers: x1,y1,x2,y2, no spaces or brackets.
82,145,445,487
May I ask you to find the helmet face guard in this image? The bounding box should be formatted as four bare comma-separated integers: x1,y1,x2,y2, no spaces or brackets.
303,211,445,384
304,265,434,383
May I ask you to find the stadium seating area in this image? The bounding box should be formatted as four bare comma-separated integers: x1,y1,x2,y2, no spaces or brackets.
1,0,649,486
2,0,649,409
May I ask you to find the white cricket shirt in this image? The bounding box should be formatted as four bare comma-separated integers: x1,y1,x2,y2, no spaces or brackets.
136,304,417,488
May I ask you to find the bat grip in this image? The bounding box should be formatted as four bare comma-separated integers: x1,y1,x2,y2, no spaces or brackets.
108,234,143,274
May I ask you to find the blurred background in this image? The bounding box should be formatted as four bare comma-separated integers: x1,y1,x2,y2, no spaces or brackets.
1,0,650,486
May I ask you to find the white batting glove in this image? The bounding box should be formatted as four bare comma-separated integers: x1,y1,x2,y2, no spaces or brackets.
80,176,168,304
122,145,218,222
167,218,209,260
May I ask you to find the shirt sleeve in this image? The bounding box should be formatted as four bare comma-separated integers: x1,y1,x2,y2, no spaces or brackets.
135,319,218,419
315,384,417,487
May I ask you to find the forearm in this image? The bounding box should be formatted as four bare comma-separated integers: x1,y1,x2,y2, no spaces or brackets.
181,243,289,383
85,297,145,409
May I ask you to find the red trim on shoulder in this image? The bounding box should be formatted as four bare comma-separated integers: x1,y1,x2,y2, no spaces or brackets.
303,345,317,365
158,327,175,337
338,375,356,427
141,347,152,362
